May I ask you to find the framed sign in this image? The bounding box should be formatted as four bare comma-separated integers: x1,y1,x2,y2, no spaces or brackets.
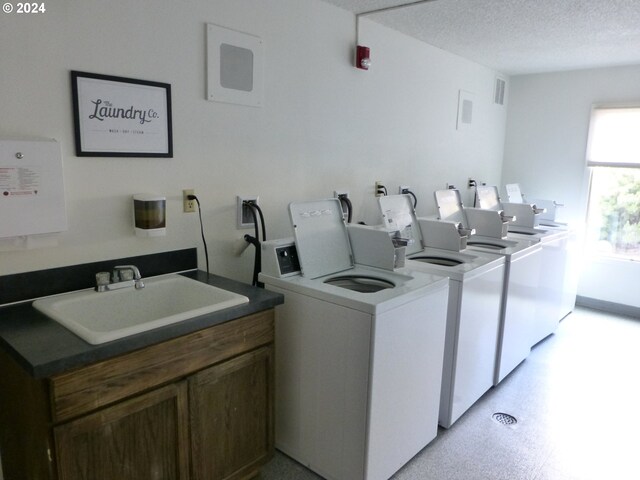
71,71,173,157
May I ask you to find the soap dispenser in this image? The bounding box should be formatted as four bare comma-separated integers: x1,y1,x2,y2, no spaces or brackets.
133,194,166,237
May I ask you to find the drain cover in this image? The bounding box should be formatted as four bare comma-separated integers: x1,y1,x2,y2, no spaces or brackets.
492,412,517,426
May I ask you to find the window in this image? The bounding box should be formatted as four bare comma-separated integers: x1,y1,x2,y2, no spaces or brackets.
585,106,640,260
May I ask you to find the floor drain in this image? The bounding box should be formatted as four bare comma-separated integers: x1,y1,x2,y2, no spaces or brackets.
492,412,517,426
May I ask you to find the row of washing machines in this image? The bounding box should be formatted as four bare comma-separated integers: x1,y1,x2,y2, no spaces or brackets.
258,185,575,480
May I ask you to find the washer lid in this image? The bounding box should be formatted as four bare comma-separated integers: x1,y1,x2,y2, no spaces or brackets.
289,198,353,279
476,185,502,210
505,183,524,203
378,194,423,256
434,189,468,226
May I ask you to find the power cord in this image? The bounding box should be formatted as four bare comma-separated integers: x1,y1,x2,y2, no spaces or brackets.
187,195,210,276
400,188,418,209
250,201,266,241
243,200,266,287
338,194,353,223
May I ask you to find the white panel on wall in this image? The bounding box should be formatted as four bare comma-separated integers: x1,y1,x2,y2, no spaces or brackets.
206,23,263,107
457,90,474,129
0,138,67,238
494,77,506,105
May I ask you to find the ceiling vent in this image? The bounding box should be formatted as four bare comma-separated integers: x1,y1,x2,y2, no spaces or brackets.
494,77,506,106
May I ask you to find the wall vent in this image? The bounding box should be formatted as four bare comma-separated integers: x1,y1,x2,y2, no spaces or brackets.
494,77,506,105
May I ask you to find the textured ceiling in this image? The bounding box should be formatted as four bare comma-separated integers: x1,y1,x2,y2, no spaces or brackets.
320,0,640,75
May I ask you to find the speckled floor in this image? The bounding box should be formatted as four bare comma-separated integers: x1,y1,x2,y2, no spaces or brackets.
260,307,640,480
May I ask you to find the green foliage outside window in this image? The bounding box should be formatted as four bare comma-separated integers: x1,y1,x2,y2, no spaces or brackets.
594,168,640,258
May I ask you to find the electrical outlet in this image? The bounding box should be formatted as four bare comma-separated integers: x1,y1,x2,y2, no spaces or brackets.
399,185,411,194
183,189,196,213
237,195,259,229
468,178,477,189
375,181,386,197
334,190,349,199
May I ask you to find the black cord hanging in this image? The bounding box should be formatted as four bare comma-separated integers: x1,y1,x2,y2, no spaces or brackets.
243,201,265,288
250,202,267,240
338,195,353,223
189,195,210,276
405,189,418,209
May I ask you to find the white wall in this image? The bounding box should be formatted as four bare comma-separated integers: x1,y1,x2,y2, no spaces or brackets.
503,65,640,308
0,0,507,283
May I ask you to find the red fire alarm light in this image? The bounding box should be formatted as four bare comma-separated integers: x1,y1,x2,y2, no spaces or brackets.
356,45,371,70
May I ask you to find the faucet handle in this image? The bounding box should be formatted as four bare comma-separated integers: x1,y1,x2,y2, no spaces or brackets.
118,269,134,281
95,272,110,292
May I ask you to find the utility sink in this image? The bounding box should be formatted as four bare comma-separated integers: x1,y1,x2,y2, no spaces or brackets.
33,275,249,345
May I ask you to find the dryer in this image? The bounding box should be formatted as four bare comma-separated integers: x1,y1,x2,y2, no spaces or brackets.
434,189,542,385
351,194,506,429
259,198,449,480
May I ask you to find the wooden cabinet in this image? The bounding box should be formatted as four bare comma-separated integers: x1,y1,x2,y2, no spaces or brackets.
54,382,190,480
190,347,274,480
0,309,274,480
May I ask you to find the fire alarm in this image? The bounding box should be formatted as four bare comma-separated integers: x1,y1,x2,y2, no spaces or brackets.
356,45,371,70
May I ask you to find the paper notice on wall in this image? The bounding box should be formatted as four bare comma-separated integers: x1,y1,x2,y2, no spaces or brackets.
0,166,41,197
0,138,67,239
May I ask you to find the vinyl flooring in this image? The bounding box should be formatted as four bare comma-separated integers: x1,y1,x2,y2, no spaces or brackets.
260,307,640,480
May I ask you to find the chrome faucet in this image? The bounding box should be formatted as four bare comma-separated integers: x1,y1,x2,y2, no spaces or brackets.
95,265,145,292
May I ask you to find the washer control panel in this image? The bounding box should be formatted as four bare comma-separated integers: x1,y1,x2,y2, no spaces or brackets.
275,245,300,275
261,238,301,278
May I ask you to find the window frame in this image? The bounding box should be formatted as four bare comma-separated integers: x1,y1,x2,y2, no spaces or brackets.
584,103,640,262
586,103,640,169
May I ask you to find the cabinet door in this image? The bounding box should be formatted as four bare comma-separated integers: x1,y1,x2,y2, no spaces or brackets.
54,382,189,480
189,346,274,480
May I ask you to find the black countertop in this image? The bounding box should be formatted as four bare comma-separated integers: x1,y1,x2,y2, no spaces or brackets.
0,270,283,379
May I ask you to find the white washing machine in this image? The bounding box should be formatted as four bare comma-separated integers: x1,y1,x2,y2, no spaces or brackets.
258,198,450,480
477,185,572,345
434,189,542,386
351,194,506,429
502,225,570,345
476,184,546,229
504,183,578,322
504,183,566,228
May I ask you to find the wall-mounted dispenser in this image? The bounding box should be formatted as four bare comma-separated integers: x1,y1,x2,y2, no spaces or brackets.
0,138,68,239
133,194,166,237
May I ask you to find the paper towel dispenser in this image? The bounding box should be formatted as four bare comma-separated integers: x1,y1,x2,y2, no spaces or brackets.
0,138,67,238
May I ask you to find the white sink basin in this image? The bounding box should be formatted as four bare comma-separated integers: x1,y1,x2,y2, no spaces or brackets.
33,275,249,345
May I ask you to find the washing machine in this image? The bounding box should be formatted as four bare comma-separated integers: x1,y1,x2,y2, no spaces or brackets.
504,183,567,228
258,198,450,480
504,183,578,321
477,185,572,345
349,194,506,429
502,225,570,345
434,189,542,386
